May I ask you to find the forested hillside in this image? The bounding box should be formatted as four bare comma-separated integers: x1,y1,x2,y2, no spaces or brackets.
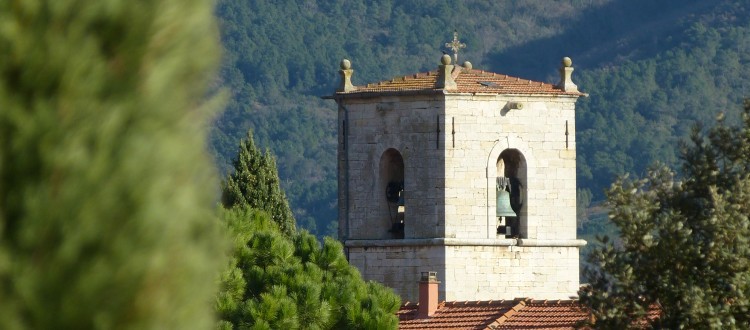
212,0,750,237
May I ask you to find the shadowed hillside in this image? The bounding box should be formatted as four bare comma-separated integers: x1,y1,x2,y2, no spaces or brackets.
212,0,750,238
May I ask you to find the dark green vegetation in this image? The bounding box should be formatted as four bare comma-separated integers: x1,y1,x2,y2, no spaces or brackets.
222,131,296,237
0,0,226,328
212,0,609,236
212,0,750,238
216,208,401,329
216,133,400,329
580,100,750,329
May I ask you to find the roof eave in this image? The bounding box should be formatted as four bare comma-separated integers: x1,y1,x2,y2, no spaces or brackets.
323,89,588,100
322,89,446,100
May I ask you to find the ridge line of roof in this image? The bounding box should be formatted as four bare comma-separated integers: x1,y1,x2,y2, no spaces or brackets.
328,66,587,97
483,299,527,329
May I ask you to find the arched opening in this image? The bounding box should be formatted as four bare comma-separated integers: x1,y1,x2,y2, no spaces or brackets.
379,148,405,239
496,149,527,238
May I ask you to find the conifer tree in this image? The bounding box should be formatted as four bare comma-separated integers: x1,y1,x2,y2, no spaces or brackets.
222,131,296,236
0,0,226,328
216,207,401,329
580,100,750,329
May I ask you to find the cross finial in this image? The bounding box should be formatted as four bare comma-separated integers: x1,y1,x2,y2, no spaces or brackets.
444,30,466,64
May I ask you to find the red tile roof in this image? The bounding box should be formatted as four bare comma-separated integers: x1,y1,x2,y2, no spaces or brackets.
491,300,591,330
337,68,586,97
398,300,520,330
398,299,591,330
398,299,661,329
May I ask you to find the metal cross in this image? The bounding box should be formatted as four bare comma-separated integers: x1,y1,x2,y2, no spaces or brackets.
445,30,466,64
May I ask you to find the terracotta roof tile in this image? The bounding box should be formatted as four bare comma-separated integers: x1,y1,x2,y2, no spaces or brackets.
397,299,661,329
399,300,520,330
337,68,586,97
397,299,590,330
493,300,591,330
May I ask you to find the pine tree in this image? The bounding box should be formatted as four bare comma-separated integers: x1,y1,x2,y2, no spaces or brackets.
580,100,750,329
216,207,401,329
222,130,296,236
0,0,226,328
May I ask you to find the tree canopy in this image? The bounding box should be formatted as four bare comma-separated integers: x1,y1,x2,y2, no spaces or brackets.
215,207,401,329
580,100,750,329
217,128,400,329
222,130,296,236
0,0,227,328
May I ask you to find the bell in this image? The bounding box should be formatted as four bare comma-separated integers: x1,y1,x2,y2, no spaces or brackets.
496,189,517,218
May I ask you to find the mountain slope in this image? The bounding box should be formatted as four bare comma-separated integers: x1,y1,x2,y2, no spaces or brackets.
212,0,750,236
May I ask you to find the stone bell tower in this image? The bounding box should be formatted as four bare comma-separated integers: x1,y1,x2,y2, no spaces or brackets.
325,39,587,302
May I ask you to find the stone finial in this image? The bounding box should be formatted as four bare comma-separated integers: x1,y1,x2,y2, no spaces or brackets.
463,61,472,71
340,59,351,70
556,56,578,92
437,55,457,90
338,58,356,92
562,57,572,67
441,54,451,65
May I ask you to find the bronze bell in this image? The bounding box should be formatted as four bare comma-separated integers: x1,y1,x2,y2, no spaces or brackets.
496,189,517,218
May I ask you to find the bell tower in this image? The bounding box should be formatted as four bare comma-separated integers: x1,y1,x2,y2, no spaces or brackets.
326,44,587,302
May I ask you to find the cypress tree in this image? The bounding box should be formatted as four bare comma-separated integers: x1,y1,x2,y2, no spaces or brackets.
580,100,750,328
0,0,226,328
222,130,296,236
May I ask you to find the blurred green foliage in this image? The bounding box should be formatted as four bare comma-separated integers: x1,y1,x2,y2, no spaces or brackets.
0,0,227,328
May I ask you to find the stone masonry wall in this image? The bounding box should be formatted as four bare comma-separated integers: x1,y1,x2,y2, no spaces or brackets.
347,244,446,301
338,95,448,240
443,94,578,241
338,91,584,302
442,243,580,301
347,241,581,302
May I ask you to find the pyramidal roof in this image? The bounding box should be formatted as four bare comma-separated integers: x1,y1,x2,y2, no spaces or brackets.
329,32,585,98
346,67,585,96
330,55,587,98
